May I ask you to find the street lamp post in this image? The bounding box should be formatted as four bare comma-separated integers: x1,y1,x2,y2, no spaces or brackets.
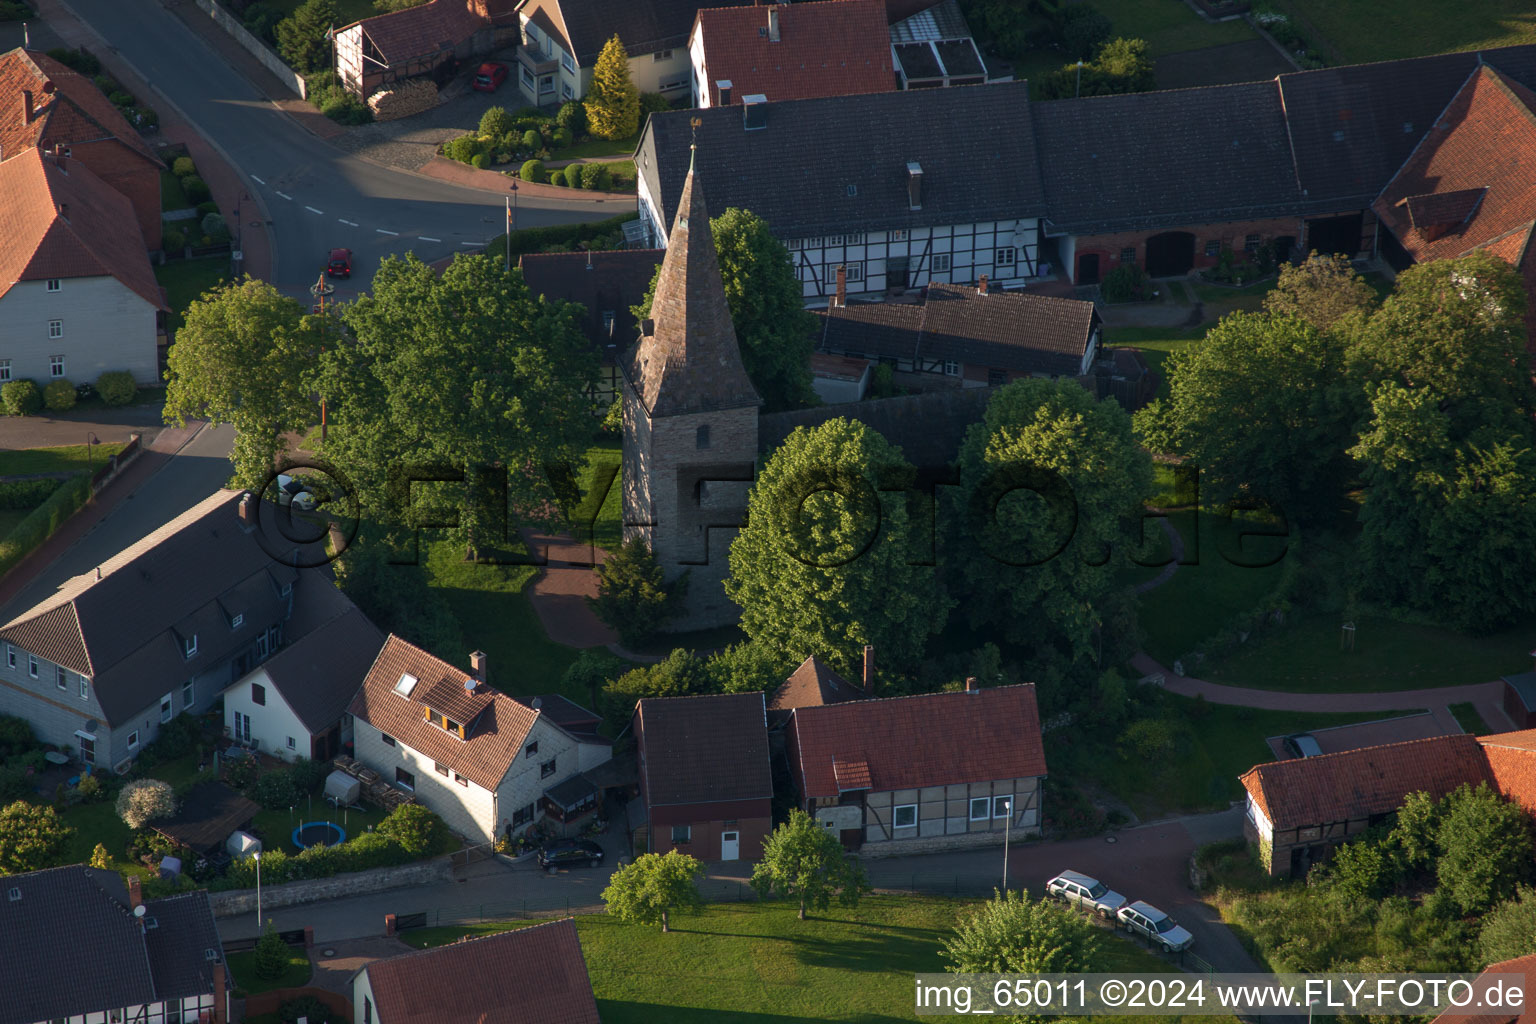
1001,795,1013,894
506,182,520,273
86,432,99,470
253,850,262,931
1075,60,1086,98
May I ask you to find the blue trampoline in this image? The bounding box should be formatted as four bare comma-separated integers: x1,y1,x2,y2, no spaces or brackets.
292,821,346,849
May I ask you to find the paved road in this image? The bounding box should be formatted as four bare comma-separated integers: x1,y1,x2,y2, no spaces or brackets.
64,0,619,294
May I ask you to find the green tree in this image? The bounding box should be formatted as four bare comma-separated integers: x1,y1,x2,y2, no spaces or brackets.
601,849,704,931
1034,36,1154,99
89,842,112,870
942,889,1104,983
561,648,627,710
0,801,74,875
314,253,597,557
375,803,449,857
588,538,686,647
584,34,640,140
1150,312,1351,523
116,779,177,829
751,810,869,920
1435,782,1534,916
956,0,1031,60
275,0,337,74
726,419,953,677
478,105,512,139
164,277,318,490
1263,251,1378,332
253,924,289,980
331,539,463,659
1479,884,1536,965
1388,789,1442,876
600,649,710,735
632,207,817,411
950,379,1150,667
374,0,427,10
705,639,796,694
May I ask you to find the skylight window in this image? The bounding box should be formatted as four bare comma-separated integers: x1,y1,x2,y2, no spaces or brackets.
394,673,418,697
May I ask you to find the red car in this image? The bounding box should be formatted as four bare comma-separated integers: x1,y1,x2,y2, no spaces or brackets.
473,62,508,92
326,248,352,278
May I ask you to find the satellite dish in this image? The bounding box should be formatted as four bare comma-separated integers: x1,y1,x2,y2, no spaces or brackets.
85,720,98,732
134,904,146,918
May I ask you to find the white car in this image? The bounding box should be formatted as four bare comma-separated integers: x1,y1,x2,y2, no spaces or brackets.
274,474,316,511
1117,900,1195,953
1046,870,1126,919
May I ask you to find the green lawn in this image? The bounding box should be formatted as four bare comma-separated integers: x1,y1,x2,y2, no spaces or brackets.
400,898,1239,1023
0,443,127,477
249,802,393,854
568,444,622,552
1191,276,1278,305
1123,509,1291,665
227,947,313,996
154,257,231,336
554,132,641,162
1272,0,1536,64
1103,326,1205,402
1449,701,1492,735
161,171,192,212
1095,0,1258,55
1204,612,1536,692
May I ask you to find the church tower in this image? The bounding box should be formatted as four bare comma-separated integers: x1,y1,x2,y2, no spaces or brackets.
620,144,761,631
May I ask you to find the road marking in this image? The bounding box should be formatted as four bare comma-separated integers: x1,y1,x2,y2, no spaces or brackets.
376,229,399,236
339,219,359,227
417,236,441,242
251,174,266,185
460,241,481,246
305,206,324,215
275,190,293,200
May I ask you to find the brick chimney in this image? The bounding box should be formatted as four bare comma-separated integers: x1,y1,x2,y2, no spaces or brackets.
862,645,874,694
977,274,988,295
470,650,488,684
767,5,780,41
237,493,255,529
127,873,142,911
20,89,33,124
964,676,979,692
211,962,227,1024
834,264,846,308
52,143,66,175
906,162,922,211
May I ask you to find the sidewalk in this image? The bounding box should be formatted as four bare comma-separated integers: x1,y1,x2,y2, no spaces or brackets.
0,403,166,449
38,0,273,281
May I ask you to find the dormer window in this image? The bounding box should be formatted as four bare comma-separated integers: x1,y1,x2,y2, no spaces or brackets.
424,707,465,739
394,673,418,697
184,635,198,659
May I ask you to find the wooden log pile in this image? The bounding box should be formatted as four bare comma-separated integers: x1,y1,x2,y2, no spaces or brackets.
368,78,438,121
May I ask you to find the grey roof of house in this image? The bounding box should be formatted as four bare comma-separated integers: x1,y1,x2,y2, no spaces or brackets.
1505,671,1536,712
758,385,999,470
643,81,1044,239
636,691,772,805
0,490,326,728
816,301,926,361
518,249,663,352
254,602,384,734
0,866,226,1023
554,0,754,64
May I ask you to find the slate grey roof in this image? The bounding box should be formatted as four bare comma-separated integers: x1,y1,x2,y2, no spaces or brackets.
0,490,325,728
758,386,999,470
518,249,663,351
0,866,226,1023
642,81,1044,239
1505,672,1536,712
253,602,384,734
551,0,753,64
636,691,772,806
816,301,925,362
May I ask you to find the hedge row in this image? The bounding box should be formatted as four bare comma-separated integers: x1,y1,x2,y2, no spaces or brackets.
0,474,92,579
484,212,635,263
0,478,63,510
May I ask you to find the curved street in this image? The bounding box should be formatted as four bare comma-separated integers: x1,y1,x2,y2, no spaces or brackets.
59,0,621,295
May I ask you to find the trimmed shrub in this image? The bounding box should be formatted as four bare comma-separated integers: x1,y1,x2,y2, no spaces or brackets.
551,127,572,149
519,159,545,183
97,371,137,406
560,162,581,188
254,926,289,980
580,162,611,191
180,175,210,204
1101,262,1151,303
639,91,671,116
470,152,489,170
556,99,586,135
108,90,135,108
201,212,227,238
195,200,220,217
0,479,61,509
289,757,329,794
248,769,301,810
171,156,197,178
375,803,449,857
0,474,90,577
46,47,100,75
129,106,158,131
42,379,76,412
76,774,104,803
442,134,480,163
483,211,632,262
2,379,42,416
162,228,186,254
478,105,512,138
279,995,338,1024
0,715,38,758
521,128,542,152
117,779,177,829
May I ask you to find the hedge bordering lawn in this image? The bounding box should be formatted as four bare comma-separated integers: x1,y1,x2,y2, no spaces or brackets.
484,213,636,263
0,474,91,579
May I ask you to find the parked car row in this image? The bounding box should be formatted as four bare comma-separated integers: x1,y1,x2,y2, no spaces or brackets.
1046,870,1194,953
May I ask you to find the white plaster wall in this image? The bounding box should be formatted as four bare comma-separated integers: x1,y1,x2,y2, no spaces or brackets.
223,666,313,761
0,276,157,385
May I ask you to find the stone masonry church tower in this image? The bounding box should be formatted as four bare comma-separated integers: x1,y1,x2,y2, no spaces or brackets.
620,148,760,631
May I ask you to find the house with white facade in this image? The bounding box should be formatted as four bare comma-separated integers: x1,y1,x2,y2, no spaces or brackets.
0,146,164,387
348,636,612,844
635,81,1044,301
222,595,383,763
0,490,331,772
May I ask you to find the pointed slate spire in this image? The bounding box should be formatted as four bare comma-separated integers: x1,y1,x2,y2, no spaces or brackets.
625,140,761,417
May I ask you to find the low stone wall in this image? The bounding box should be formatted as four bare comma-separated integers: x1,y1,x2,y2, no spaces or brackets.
857,828,1042,859
209,857,453,917
244,986,352,1020
193,0,307,98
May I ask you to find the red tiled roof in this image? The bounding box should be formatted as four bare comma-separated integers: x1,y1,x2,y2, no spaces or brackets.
833,759,872,791
348,635,540,790
1239,734,1491,829
0,49,160,168
1431,954,1536,1024
363,918,600,1024
768,655,866,712
351,0,487,64
0,147,162,308
790,684,1046,800
692,0,896,105
637,692,772,806
1374,64,1536,264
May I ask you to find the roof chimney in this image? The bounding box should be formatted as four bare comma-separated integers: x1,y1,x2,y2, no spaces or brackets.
470,650,488,684
52,142,65,175
20,89,33,124
127,873,142,912
95,566,101,581
862,645,874,694
834,264,846,308
978,274,988,295
964,676,979,692
57,202,68,221
742,93,768,130
715,79,733,106
906,162,922,211
767,5,780,41
211,961,227,1024
237,493,255,529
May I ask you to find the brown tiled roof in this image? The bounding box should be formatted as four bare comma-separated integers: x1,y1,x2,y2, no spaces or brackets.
1374,65,1536,264
768,655,865,712
1431,954,1536,1024
363,918,599,1024
0,49,160,168
637,691,772,805
350,0,487,63
518,248,663,350
1239,734,1491,829
789,684,1045,799
253,603,384,734
623,165,762,417
0,147,162,307
833,758,872,791
349,635,540,790
418,674,497,725
692,0,895,105
758,384,999,469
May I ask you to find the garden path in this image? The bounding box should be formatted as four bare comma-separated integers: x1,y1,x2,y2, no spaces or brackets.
517,527,661,664
1132,516,1186,593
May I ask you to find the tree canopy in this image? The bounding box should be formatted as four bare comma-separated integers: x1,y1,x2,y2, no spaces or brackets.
0,801,74,875
589,538,686,647
726,418,953,676
275,0,336,74
585,35,640,140
1262,251,1378,332
750,810,869,919
1034,37,1154,99
163,277,318,491
942,888,1105,977
602,850,704,931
